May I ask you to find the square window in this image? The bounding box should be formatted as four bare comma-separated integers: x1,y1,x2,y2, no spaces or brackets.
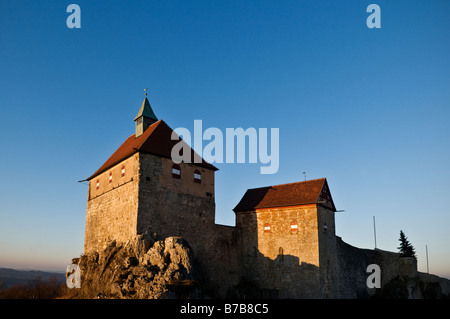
290,222,298,232
172,164,181,179
194,170,201,183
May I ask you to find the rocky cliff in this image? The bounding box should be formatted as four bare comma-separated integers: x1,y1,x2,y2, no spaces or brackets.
65,234,202,299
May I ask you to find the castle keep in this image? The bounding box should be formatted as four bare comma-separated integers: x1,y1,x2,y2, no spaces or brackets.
83,96,450,298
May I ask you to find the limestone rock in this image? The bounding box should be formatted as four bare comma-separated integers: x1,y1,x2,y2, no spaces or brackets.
64,235,200,299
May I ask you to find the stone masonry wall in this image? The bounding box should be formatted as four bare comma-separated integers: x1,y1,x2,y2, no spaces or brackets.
136,153,215,242
84,154,140,254
335,236,450,298
317,205,339,298
235,205,324,298
204,224,241,297
135,153,239,297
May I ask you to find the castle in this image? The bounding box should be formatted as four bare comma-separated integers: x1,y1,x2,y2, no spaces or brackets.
82,95,450,298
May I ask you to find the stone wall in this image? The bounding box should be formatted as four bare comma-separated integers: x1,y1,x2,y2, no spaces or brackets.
202,224,241,297
417,272,450,298
236,205,321,267
235,205,338,298
84,154,140,254
335,236,450,298
158,157,215,199
317,206,339,298
136,153,216,238
135,153,239,297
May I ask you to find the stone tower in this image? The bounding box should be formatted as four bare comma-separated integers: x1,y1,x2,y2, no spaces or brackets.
233,178,339,298
83,96,218,262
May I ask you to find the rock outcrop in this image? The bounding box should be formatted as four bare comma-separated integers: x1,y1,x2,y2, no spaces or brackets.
65,235,200,299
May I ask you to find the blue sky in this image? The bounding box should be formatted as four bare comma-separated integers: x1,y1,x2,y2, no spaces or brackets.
0,1,449,278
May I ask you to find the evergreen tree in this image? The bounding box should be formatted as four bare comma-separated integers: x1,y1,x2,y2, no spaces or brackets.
398,230,416,259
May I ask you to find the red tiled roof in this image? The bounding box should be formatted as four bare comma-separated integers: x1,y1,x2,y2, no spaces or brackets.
233,178,335,212
86,120,217,180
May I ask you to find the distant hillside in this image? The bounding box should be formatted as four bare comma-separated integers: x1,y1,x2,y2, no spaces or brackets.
0,267,65,288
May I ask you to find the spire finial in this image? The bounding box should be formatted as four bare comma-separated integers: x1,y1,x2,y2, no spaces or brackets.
144,88,148,97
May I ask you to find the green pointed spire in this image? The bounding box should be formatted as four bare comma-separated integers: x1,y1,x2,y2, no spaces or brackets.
134,92,158,137
134,97,158,122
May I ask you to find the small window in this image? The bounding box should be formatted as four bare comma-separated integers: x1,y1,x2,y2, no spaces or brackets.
264,223,271,233
172,164,181,179
290,221,298,232
121,165,125,177
194,170,201,183
323,223,328,232
96,180,100,190
109,172,112,183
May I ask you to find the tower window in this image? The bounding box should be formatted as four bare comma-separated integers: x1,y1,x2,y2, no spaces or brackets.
194,170,201,183
290,221,298,232
96,180,99,190
172,164,181,179
121,165,125,177
264,223,271,233
109,172,112,183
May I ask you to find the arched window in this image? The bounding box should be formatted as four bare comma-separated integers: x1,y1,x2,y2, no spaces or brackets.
109,172,112,183
194,170,201,184
279,247,284,262
172,164,181,179
121,165,125,177
96,180,100,190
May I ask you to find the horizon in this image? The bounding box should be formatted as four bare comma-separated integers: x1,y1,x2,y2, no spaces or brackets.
1,1,449,280
0,266,65,274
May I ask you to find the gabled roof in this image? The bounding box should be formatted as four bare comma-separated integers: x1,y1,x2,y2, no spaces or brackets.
86,120,217,181
233,178,336,212
134,97,158,122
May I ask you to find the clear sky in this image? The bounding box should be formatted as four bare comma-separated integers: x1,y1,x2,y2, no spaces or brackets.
0,1,449,279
